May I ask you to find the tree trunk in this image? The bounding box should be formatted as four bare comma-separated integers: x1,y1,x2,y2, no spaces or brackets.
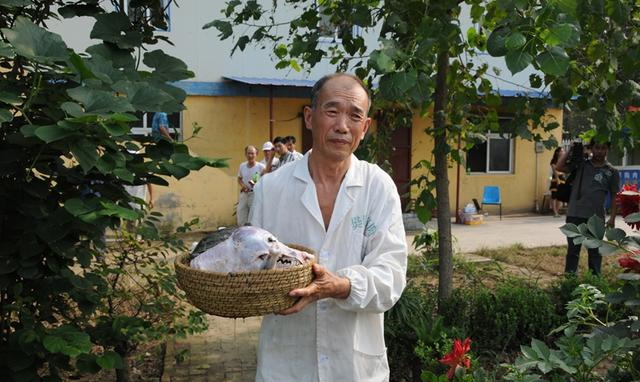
433,44,453,310
115,348,130,382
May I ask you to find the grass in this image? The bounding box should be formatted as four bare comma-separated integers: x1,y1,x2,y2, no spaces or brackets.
472,243,621,280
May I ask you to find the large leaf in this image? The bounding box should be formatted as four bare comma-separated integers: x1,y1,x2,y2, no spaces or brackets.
544,23,580,48
67,87,135,115
536,46,570,76
143,50,194,82
70,140,99,173
96,351,124,370
34,125,76,143
0,40,15,58
112,81,174,111
0,109,13,123
369,50,395,73
505,32,527,50
42,326,92,357
587,215,605,239
505,50,533,74
486,27,510,57
2,16,68,63
90,12,141,49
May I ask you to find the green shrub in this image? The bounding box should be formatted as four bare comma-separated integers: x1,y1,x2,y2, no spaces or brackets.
549,273,629,322
441,279,561,352
385,284,436,382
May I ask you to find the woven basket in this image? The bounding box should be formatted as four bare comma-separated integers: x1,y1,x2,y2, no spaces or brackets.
175,244,315,318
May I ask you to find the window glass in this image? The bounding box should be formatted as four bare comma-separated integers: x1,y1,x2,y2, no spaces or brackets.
488,137,511,172
467,142,487,172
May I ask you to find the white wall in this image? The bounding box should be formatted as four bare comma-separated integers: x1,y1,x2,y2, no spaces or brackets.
47,1,534,91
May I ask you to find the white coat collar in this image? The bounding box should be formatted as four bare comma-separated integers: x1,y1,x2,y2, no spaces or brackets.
293,151,364,233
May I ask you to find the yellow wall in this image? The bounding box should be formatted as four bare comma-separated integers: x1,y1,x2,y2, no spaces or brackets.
153,96,307,229
153,94,563,231
410,108,564,215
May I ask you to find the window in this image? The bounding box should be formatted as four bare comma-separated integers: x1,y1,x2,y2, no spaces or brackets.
316,1,361,42
120,0,171,31
467,133,515,174
130,111,182,141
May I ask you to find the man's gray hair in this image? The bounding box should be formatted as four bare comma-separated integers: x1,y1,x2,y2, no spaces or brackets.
310,73,371,113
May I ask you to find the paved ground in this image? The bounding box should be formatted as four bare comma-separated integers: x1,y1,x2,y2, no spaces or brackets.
162,213,634,381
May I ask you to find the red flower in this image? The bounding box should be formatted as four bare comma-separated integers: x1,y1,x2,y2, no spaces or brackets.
619,252,640,273
439,338,471,380
616,187,640,230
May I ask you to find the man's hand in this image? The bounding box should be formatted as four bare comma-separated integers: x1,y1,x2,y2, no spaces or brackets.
279,263,351,315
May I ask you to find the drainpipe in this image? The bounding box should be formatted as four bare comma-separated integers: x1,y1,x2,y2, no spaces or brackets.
269,86,274,140
455,134,462,223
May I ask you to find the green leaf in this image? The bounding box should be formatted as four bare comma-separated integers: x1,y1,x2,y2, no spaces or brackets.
1,16,69,63
68,53,95,80
536,46,570,76
96,351,124,370
505,32,527,50
531,338,550,360
112,81,174,111
34,125,75,143
90,12,141,49
619,273,640,281
505,50,533,74
370,50,395,73
42,326,92,357
0,108,13,123
70,140,99,173
0,0,32,7
559,224,580,239
204,20,233,40
625,212,640,223
143,50,194,82
587,215,605,239
162,163,189,179
487,27,510,57
605,227,626,242
289,59,301,72
67,87,134,115
64,198,95,217
0,40,15,58
61,102,84,117
545,23,580,48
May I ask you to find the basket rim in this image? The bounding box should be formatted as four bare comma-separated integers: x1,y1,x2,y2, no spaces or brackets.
176,243,315,276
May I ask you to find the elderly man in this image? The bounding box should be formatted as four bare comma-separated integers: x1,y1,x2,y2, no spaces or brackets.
250,73,407,381
237,145,265,226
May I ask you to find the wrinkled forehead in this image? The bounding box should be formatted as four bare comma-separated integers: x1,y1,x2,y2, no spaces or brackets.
317,77,370,112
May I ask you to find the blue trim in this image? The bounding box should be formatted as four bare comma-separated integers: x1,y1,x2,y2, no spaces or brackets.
173,81,312,98
173,80,552,103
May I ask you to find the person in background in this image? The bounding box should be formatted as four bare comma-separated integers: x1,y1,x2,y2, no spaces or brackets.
151,112,174,142
273,136,295,167
285,135,304,160
260,141,280,174
549,147,565,217
556,140,620,276
236,145,265,226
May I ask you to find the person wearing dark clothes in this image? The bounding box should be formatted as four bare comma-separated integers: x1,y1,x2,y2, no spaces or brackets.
556,141,620,276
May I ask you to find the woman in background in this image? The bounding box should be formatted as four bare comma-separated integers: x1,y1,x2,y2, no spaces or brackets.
550,147,565,217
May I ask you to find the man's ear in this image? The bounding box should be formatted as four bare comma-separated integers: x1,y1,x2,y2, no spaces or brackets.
303,106,313,131
360,117,372,140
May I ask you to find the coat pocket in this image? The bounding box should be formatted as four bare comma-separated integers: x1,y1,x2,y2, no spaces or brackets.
353,347,389,382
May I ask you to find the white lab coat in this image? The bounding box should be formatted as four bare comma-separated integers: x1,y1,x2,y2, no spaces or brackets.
250,152,407,382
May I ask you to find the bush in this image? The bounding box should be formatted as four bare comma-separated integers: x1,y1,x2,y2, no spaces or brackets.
549,273,629,322
440,279,561,352
385,284,435,382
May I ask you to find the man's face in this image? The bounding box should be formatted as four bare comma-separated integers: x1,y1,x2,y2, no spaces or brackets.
286,141,294,152
591,143,609,162
245,147,257,163
263,149,274,160
274,142,288,156
304,77,371,162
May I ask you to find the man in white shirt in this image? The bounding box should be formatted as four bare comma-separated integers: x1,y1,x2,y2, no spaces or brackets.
251,73,407,382
236,145,265,226
285,135,304,160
